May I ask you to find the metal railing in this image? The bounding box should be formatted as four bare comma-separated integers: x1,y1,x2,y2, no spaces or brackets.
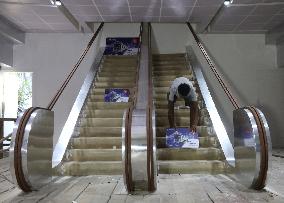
9,22,104,192
0,118,16,158
186,22,272,190
122,22,157,193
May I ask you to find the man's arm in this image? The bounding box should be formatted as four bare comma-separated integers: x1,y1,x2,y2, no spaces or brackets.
189,101,199,132
168,101,176,128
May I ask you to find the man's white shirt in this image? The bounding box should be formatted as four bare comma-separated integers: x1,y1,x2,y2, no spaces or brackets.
168,77,197,102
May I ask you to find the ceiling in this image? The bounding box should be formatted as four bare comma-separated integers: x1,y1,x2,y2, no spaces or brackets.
0,0,283,33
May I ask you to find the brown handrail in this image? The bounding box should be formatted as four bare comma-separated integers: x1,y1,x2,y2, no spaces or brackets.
147,22,155,192
124,22,143,193
47,22,104,110
187,22,240,110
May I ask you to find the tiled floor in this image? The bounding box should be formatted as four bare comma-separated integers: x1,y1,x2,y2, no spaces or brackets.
1,150,284,203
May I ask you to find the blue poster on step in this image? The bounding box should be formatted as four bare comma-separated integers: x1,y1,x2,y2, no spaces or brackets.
166,128,199,149
104,89,130,102
104,37,140,55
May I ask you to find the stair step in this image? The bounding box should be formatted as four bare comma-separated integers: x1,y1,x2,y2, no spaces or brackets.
157,148,223,160
97,76,136,82
81,109,125,118
68,149,121,161
153,61,186,66
98,72,136,77
157,137,218,148
85,102,131,109
154,100,203,109
153,75,193,81
158,160,226,174
153,53,185,59
61,161,122,175
95,82,135,88
71,137,121,149
153,70,190,76
79,118,123,127
76,127,122,137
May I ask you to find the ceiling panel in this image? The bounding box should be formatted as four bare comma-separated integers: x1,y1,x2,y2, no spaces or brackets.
252,5,283,15
132,15,159,22
161,7,192,17
129,0,161,7
131,7,160,16
102,15,131,22
98,6,130,16
196,0,223,6
0,0,283,33
94,0,128,7
61,0,94,6
163,0,195,7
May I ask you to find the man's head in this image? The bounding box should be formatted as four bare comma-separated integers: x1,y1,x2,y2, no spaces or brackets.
178,83,190,97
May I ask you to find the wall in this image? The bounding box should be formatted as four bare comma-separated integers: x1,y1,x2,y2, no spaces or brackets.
13,33,99,145
151,23,284,147
277,41,284,68
0,37,13,67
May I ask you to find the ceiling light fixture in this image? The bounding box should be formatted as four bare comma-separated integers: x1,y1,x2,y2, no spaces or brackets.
224,0,233,6
50,0,62,6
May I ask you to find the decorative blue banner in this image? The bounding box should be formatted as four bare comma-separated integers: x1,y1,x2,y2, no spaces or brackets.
166,128,199,149
104,88,130,102
104,37,140,55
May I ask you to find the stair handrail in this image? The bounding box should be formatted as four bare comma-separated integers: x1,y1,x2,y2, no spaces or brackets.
146,22,156,192
186,22,271,190
123,22,143,192
187,22,239,110
9,23,104,192
123,22,157,193
47,22,104,110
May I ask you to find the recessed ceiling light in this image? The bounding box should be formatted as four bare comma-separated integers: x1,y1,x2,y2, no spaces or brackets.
50,0,62,6
224,0,233,6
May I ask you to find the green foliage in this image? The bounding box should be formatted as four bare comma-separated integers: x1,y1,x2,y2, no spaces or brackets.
17,73,32,115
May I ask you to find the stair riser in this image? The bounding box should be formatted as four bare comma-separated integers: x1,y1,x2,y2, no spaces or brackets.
61,162,122,175
79,118,122,127
158,161,225,174
71,138,121,149
158,149,222,160
68,150,122,161
76,127,122,137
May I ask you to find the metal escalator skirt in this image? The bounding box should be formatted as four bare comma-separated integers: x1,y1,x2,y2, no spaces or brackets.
10,108,54,191
52,48,104,168
186,46,235,166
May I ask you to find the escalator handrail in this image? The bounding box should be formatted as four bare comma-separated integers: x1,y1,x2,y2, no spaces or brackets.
123,22,143,192
186,22,239,110
146,22,155,192
47,22,104,110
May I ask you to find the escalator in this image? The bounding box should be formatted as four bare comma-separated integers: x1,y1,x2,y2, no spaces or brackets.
57,55,138,175
7,22,272,198
152,53,227,174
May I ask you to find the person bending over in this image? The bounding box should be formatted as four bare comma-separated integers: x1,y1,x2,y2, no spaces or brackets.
167,77,199,132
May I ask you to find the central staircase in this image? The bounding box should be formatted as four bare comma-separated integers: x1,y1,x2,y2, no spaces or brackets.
57,55,138,176
152,53,227,174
